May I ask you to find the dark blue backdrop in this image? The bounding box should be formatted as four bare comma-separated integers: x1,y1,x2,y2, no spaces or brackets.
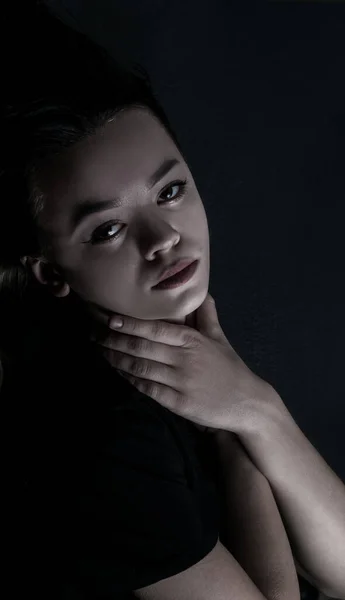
42,0,345,482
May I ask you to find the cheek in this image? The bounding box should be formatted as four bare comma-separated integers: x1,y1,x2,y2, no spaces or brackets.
73,256,138,312
57,248,126,300
192,199,209,241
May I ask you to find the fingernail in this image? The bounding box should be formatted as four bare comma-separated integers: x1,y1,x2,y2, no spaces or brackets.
110,317,123,328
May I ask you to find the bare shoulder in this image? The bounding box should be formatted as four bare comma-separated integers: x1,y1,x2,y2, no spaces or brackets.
134,538,268,600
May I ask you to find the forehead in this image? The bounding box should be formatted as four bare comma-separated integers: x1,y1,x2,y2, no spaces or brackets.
38,107,180,224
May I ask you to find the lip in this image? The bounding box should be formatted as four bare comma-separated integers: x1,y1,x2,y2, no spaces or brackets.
155,258,197,285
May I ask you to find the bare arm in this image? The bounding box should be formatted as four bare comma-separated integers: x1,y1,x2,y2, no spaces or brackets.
214,430,300,600
237,393,345,600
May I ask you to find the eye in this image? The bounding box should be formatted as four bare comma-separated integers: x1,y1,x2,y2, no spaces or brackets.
159,180,187,202
85,179,188,245
88,220,121,245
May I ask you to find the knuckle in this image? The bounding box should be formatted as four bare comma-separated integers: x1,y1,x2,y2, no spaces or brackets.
183,329,201,348
126,335,151,356
145,381,159,399
127,335,139,352
152,320,167,338
139,338,152,354
130,358,149,378
175,391,190,414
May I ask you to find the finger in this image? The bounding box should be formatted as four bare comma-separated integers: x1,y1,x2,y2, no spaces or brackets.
108,313,199,348
93,330,177,367
100,347,179,389
117,370,173,400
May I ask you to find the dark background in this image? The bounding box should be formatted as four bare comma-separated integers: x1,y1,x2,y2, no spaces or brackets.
1,3,344,599
2,0,344,481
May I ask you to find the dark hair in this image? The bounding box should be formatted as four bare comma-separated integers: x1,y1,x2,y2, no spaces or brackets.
0,5,182,299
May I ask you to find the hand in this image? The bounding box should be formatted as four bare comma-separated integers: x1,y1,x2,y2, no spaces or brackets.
90,293,280,436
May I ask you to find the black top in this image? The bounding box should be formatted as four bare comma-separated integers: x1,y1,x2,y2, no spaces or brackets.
5,327,224,599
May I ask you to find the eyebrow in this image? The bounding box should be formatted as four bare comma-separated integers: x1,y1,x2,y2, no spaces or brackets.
70,157,180,232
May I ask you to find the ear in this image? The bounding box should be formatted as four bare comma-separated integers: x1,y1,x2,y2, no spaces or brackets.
20,255,70,298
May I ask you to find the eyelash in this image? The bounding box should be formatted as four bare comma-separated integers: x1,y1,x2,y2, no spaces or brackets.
85,179,188,246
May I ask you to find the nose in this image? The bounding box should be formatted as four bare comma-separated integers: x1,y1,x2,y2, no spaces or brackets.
139,220,181,261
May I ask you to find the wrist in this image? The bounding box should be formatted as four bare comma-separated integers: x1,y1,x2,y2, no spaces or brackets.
235,383,290,438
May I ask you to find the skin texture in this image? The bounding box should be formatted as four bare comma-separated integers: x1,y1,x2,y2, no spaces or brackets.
23,106,210,329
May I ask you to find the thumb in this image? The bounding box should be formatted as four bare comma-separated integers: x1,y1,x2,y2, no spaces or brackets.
195,293,225,341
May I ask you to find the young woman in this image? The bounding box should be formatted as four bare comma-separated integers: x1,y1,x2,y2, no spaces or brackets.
2,9,343,600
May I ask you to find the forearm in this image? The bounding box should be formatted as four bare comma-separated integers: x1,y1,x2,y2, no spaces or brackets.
214,431,300,600
237,390,345,599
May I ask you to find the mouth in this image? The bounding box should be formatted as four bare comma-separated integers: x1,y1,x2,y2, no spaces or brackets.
152,259,199,290
155,258,197,285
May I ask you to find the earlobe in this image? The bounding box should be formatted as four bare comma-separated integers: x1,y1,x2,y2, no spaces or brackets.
51,281,70,298
20,255,70,298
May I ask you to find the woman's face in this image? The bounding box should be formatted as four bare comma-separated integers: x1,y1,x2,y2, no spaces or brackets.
29,106,210,326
